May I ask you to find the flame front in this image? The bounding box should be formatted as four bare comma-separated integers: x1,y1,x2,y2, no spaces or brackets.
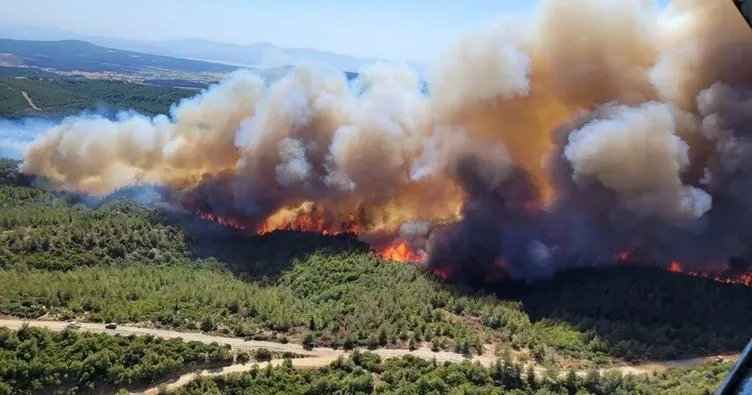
196,208,752,286
198,210,752,284
377,240,426,264
613,254,752,287
197,206,427,264
15,0,752,288
197,211,246,231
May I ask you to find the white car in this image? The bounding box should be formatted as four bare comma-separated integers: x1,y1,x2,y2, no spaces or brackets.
66,320,80,329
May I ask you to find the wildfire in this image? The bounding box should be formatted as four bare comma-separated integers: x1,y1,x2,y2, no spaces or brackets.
198,211,752,285
197,211,246,231
252,203,364,236
681,267,752,287
377,240,426,264
613,251,752,287
720,273,752,286
257,215,328,234
197,208,426,263
341,213,360,235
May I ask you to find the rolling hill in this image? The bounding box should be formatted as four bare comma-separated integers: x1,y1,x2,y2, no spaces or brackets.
0,38,237,74
0,25,428,75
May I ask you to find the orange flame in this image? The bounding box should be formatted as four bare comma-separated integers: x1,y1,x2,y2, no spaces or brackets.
255,205,361,236
262,214,328,234
613,252,751,286
680,267,752,287
377,240,426,264
197,209,425,263
650,258,751,286
341,213,360,235
198,211,752,285
197,211,246,231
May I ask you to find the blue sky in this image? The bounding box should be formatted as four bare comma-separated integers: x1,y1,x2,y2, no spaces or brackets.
1,0,670,62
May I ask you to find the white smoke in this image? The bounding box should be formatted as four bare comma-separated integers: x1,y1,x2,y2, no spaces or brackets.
6,0,752,279
0,118,54,161
564,102,712,221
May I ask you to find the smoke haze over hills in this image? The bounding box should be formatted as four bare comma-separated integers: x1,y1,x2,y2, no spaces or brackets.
7,0,752,283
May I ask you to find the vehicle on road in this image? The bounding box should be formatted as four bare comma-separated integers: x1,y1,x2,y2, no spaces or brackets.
105,322,118,329
66,320,80,329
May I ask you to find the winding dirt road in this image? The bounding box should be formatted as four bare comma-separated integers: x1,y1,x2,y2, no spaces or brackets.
0,319,739,395
21,91,40,110
0,319,498,364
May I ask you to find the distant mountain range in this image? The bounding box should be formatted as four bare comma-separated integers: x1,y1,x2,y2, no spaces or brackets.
0,25,426,75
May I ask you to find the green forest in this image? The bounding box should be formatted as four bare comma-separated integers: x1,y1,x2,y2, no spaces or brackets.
174,351,730,395
0,157,749,392
0,73,197,119
0,158,750,368
0,325,233,394
0,326,732,394
0,34,748,394
0,39,235,74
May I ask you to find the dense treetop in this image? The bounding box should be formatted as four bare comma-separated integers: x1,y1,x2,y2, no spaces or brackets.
0,325,233,395
173,351,731,395
0,160,750,367
0,75,198,119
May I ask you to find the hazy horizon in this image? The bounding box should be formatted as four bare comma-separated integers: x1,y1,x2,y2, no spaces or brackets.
1,1,544,63
0,1,675,64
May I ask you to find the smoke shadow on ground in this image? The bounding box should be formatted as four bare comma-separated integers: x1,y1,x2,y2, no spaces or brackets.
54,183,372,281
472,265,752,362
148,210,372,282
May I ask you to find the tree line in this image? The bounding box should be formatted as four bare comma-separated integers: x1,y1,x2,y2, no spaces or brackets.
174,350,730,395
0,325,233,394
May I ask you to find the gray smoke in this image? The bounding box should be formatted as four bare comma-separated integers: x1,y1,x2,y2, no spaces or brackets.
9,0,752,282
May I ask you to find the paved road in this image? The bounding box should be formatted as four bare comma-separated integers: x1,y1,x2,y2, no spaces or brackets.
0,319,739,394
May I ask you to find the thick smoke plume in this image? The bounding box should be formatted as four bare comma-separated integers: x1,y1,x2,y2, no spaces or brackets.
12,0,752,282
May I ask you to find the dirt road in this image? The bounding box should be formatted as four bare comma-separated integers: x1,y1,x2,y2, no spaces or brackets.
21,91,40,110
0,319,739,394
0,319,496,364
139,357,344,394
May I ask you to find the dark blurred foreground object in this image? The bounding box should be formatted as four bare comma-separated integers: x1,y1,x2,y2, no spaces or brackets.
734,0,751,27
716,338,752,394
715,3,750,394
704,4,752,395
